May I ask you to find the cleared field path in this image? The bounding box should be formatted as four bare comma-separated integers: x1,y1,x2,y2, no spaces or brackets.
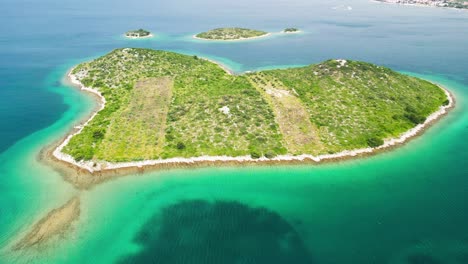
249,74,323,155
96,77,173,161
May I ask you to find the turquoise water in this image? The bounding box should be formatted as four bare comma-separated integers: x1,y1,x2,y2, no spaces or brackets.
1,0,468,263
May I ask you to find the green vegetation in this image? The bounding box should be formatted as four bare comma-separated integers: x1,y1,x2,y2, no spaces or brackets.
125,29,151,38
195,28,268,40
284,28,299,33
248,60,447,153
64,48,285,161
64,49,448,162
367,137,384,148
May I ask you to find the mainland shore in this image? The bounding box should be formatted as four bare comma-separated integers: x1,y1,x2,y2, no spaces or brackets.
372,0,468,10
42,63,455,190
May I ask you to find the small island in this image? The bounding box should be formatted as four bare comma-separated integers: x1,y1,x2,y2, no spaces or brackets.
283,28,300,33
53,48,452,179
375,0,468,9
195,27,269,41
125,29,152,39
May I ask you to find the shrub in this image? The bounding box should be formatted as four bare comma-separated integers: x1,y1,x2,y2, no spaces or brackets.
264,151,276,159
176,142,186,150
165,133,175,141
92,130,105,140
405,113,426,124
250,151,261,159
367,137,384,148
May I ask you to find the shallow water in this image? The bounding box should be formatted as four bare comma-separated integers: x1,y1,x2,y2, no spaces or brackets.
1,0,468,263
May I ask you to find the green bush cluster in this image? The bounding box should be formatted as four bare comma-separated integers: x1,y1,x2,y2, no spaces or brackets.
367,137,384,148
404,105,426,125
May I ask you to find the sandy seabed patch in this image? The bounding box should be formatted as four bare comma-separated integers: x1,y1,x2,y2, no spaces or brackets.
14,197,81,250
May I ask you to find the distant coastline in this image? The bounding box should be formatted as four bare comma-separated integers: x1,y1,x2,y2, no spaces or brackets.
43,61,454,189
373,0,468,10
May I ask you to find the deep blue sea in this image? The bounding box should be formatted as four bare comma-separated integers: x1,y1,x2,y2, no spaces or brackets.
1,0,468,263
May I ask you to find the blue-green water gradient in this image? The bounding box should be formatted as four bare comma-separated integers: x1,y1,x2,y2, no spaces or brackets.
1,0,467,263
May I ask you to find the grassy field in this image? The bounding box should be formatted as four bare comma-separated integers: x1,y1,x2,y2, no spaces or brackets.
63,49,448,162
195,28,268,40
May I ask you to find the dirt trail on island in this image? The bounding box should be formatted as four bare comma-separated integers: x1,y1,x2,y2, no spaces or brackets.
14,196,81,250
248,74,324,154
96,77,173,161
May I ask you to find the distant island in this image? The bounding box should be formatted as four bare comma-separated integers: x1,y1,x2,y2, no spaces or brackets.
125,29,152,39
195,27,269,40
283,28,300,33
52,48,453,177
375,0,468,9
